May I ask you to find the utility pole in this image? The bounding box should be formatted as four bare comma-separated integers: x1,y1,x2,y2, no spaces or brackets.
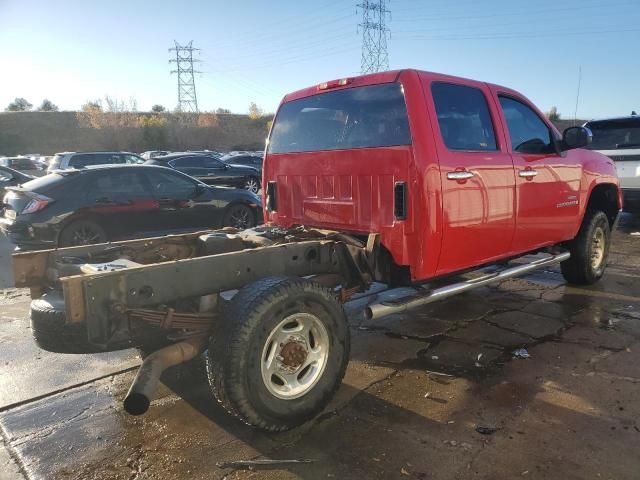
169,41,201,113
357,0,391,74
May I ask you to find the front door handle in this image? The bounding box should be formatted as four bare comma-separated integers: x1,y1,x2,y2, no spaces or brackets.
518,169,538,178
447,171,475,180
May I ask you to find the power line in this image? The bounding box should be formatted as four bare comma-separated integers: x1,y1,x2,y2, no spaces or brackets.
357,0,391,74
395,26,640,41
169,41,201,113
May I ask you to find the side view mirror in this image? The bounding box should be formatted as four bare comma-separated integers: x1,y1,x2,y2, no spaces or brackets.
194,184,207,196
561,126,592,151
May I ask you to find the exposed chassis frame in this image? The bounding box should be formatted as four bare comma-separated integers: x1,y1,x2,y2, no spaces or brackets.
13,229,373,347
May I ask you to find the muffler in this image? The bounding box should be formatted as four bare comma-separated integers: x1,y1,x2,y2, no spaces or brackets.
123,336,207,415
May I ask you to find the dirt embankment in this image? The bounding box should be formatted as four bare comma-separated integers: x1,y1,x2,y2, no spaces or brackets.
0,111,271,155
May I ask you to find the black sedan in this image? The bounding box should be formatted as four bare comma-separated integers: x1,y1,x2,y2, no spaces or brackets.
0,166,35,198
0,165,262,250
146,153,261,194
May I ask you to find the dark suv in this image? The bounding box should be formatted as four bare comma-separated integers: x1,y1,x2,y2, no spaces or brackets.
146,153,261,193
0,165,262,249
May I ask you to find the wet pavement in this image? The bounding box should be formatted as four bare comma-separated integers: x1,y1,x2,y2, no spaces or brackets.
1,215,640,479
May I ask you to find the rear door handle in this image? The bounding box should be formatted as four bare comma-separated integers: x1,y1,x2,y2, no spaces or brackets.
447,171,475,180
518,169,538,178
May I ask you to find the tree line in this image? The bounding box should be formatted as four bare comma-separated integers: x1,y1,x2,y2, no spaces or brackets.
4,97,262,116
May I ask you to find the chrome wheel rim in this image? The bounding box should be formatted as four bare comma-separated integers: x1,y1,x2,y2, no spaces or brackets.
245,178,259,193
71,226,102,245
261,313,330,400
591,226,606,269
228,207,251,229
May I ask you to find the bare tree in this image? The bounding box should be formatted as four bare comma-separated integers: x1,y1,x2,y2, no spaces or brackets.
248,102,263,120
545,106,561,121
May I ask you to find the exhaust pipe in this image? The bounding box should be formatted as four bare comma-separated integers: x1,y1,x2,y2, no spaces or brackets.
365,251,570,321
123,336,207,415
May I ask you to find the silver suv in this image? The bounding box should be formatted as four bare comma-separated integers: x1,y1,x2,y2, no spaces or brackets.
48,151,144,173
584,115,640,212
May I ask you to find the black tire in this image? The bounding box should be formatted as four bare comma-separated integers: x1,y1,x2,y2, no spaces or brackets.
561,209,611,285
205,277,350,431
30,291,101,354
244,176,261,194
222,204,256,230
58,219,107,247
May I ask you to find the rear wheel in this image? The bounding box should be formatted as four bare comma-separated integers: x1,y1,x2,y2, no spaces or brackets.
561,209,611,285
222,204,256,230
58,219,107,247
205,277,350,431
244,177,260,194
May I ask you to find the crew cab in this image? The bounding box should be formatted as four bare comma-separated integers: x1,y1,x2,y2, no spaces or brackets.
12,69,621,432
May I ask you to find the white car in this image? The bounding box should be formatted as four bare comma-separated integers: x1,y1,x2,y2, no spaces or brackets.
585,115,640,212
48,151,144,173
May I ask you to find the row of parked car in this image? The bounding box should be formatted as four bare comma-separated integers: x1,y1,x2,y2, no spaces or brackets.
0,150,265,250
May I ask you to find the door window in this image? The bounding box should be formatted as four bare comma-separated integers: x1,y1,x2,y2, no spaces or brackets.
168,156,206,168
85,170,150,200
145,170,197,198
69,153,111,167
499,96,554,154
431,82,497,151
202,157,225,169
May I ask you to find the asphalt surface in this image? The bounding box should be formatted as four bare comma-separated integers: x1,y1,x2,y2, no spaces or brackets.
1,216,640,479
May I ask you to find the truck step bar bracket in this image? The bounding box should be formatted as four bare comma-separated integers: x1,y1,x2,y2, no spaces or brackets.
364,250,570,321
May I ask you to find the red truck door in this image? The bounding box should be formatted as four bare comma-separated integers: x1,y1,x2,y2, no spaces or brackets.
425,80,516,275
493,93,582,252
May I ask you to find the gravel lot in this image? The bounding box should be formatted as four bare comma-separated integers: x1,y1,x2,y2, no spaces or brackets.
1,216,640,480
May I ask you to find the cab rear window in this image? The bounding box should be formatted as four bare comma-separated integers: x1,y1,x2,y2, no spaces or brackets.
268,83,411,154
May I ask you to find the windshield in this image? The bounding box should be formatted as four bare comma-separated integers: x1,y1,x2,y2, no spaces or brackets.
585,118,640,150
268,82,411,154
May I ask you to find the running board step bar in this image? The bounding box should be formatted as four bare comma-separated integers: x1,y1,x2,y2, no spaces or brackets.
364,251,570,321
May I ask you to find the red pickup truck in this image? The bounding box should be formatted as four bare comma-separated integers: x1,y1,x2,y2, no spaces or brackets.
264,69,621,284
12,69,621,432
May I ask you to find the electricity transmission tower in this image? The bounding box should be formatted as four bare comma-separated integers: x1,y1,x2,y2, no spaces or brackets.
169,41,201,113
357,0,390,74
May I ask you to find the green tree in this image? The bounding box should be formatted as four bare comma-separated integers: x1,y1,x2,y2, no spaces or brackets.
139,115,168,149
248,102,263,120
5,97,33,112
216,107,231,114
38,99,59,111
545,106,561,121
151,104,166,113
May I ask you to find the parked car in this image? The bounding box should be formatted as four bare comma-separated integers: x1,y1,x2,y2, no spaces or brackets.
13,69,621,432
140,151,170,160
584,115,640,212
0,156,42,171
48,151,144,173
145,153,261,193
0,166,35,198
221,153,263,176
0,165,262,249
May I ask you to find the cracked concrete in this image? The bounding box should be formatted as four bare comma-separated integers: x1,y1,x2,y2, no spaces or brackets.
1,214,640,479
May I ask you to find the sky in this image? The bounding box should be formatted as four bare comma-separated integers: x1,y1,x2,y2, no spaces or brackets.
0,0,639,119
